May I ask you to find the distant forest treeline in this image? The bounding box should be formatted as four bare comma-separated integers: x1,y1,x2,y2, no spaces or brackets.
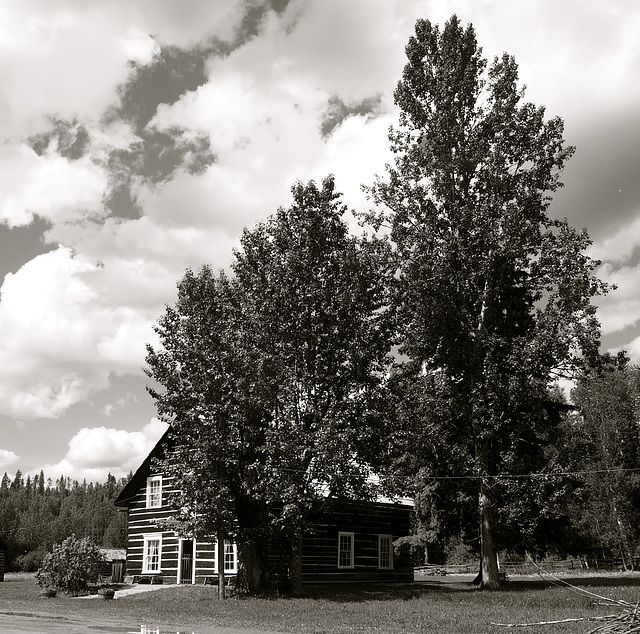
0,470,129,571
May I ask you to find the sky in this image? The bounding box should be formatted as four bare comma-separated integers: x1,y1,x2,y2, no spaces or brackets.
0,0,638,484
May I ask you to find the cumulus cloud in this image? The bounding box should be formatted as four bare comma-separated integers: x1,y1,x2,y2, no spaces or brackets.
0,247,159,419
145,0,407,239
35,418,169,481
0,449,19,470
593,262,640,336
0,0,251,136
0,144,108,227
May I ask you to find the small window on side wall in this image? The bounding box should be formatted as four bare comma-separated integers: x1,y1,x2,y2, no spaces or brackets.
338,532,354,569
378,534,393,569
146,475,162,509
214,541,238,574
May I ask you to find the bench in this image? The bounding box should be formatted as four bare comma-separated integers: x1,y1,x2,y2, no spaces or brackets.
132,575,164,585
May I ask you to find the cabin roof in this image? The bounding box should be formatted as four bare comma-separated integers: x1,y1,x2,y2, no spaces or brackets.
100,548,126,561
114,428,171,508
114,428,413,509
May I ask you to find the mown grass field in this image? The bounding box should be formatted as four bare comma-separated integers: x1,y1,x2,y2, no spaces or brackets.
2,572,640,633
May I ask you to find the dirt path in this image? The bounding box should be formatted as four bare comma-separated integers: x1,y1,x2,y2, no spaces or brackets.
1,611,286,634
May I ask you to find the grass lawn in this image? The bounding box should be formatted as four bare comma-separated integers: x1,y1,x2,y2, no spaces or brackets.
2,572,640,633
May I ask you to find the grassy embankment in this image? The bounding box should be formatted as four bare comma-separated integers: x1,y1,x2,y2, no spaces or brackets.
1,572,640,633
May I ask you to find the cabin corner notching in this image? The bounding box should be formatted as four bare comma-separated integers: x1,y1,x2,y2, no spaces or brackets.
115,433,414,585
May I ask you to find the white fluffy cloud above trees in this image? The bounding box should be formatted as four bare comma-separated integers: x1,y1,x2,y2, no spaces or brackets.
37,419,169,482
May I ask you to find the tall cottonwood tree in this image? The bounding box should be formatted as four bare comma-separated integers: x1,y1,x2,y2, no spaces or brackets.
147,176,392,595
368,16,608,588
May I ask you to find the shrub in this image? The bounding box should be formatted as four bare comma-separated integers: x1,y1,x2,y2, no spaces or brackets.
445,537,476,565
36,535,106,596
14,548,46,572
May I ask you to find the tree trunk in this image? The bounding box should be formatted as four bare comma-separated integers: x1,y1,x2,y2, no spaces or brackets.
289,534,304,597
217,521,226,599
236,539,269,595
478,480,500,589
475,435,500,590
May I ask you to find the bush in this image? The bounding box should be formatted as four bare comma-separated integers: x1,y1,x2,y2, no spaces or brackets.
444,537,476,565
14,548,46,572
36,535,106,596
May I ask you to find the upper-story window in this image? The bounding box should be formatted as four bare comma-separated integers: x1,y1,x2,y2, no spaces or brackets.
146,475,162,508
378,534,393,569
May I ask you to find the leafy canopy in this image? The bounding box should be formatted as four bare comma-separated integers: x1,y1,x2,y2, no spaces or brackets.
367,15,609,588
146,176,392,593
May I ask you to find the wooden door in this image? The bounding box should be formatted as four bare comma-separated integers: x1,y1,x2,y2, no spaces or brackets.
180,540,194,584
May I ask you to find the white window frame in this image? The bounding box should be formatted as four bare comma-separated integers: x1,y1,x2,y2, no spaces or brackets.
143,534,162,574
146,475,162,509
214,541,238,574
378,534,393,569
338,532,354,569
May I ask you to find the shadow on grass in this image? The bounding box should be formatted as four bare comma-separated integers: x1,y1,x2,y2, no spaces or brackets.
299,574,640,602
301,580,482,602
498,574,640,593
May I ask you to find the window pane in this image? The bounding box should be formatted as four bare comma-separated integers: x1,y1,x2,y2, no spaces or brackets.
338,533,353,568
146,539,160,572
224,542,236,572
379,536,392,569
147,478,162,508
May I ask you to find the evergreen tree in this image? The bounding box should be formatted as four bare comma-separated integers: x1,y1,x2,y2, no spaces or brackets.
567,354,640,568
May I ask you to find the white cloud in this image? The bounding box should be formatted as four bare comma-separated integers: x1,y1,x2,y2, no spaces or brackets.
0,247,159,419
594,262,640,336
35,418,169,481
620,335,640,365
102,392,138,417
0,449,19,470
119,26,160,66
0,0,248,137
145,0,408,242
0,144,108,227
271,0,411,103
588,214,640,266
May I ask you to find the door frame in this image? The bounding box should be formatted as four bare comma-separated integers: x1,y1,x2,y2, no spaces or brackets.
177,538,196,584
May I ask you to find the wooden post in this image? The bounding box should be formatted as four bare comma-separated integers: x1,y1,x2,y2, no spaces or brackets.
217,520,226,599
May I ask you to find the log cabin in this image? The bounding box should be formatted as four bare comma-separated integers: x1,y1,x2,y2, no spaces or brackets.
114,432,414,586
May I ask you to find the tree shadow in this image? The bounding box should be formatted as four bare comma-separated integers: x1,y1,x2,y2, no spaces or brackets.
301,580,478,602
300,574,640,602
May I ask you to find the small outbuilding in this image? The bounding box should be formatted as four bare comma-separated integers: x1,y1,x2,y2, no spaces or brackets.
0,537,8,581
99,548,127,583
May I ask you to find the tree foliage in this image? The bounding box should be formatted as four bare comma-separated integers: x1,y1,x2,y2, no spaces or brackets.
0,472,127,571
146,176,392,594
36,535,106,595
564,354,640,568
368,15,609,588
